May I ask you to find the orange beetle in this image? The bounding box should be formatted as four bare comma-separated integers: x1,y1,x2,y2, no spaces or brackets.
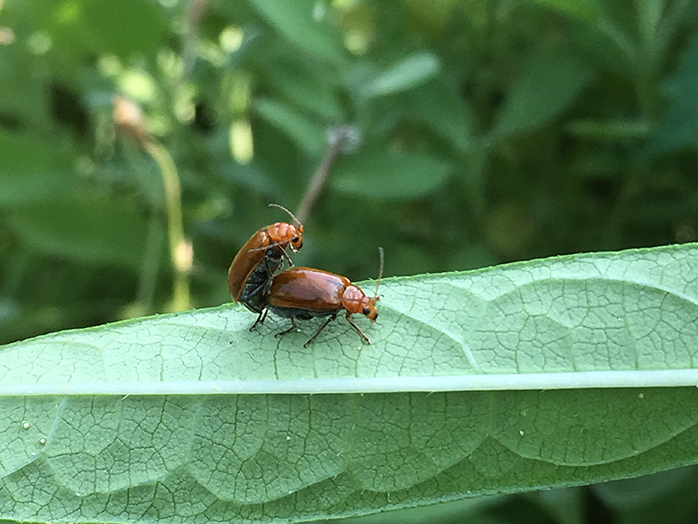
262,248,383,346
227,204,304,315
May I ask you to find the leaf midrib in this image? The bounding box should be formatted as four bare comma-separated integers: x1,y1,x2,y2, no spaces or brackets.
0,369,697,396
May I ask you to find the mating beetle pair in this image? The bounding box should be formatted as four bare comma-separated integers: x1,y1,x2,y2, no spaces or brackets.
227,205,382,346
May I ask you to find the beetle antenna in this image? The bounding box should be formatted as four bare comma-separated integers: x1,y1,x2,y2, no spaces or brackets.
269,203,303,229
373,247,384,302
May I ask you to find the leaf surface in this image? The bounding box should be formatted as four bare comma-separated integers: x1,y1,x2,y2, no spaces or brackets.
362,52,441,98
248,0,344,63
0,131,78,206
1,244,698,523
254,98,326,156
332,151,452,199
493,47,594,137
7,196,149,269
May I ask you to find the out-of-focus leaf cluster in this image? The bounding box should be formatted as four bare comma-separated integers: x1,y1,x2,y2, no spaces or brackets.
0,0,697,347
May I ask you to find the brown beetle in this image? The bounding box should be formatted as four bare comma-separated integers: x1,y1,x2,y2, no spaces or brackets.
262,248,383,346
227,204,304,316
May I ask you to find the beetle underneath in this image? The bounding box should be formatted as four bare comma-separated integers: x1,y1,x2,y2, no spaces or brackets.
260,247,384,346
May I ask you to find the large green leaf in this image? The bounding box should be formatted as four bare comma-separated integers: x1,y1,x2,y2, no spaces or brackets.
362,52,441,99
261,56,344,121
1,244,697,523
254,98,327,156
530,0,602,22
332,151,453,199
492,47,594,137
77,0,166,58
7,196,149,270
0,131,78,206
248,0,345,63
648,31,698,154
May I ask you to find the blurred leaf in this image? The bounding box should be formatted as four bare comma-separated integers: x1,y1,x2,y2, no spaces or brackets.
332,151,452,199
0,131,73,171
363,52,441,98
403,0,462,34
0,168,78,207
254,98,326,155
334,494,506,524
262,55,344,120
534,487,585,524
0,44,47,124
529,0,602,22
485,203,537,258
0,131,78,206
220,161,277,196
248,0,345,63
0,244,698,522
446,244,498,272
648,32,698,154
493,47,594,137
592,467,695,511
8,197,149,269
592,467,698,524
567,119,650,140
388,244,438,277
407,79,473,149
80,0,166,58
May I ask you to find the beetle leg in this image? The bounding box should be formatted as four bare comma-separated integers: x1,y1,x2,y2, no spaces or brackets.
304,312,338,347
279,246,294,267
250,309,268,331
345,312,371,345
275,318,299,338
247,281,267,299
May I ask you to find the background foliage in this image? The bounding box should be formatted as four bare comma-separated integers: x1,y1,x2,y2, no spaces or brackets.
1,0,698,522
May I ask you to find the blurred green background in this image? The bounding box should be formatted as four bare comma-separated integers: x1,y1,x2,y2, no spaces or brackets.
2,0,698,344
1,1,698,522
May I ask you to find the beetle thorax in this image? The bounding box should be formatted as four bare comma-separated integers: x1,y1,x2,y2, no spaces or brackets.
267,222,303,251
342,284,371,315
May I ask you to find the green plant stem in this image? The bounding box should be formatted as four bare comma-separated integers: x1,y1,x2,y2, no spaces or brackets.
135,214,165,313
144,140,191,312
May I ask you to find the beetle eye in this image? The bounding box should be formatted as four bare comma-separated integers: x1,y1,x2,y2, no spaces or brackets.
362,307,370,315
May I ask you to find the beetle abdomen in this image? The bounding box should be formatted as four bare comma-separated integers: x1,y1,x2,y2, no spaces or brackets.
267,305,334,320
239,246,283,313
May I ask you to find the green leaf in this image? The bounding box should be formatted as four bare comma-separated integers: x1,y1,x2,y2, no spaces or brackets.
261,55,344,120
1,244,697,522
493,47,594,137
254,98,327,156
567,119,650,140
79,0,166,58
406,79,474,150
363,52,441,98
0,43,47,124
0,131,79,207
7,196,149,269
592,467,694,511
591,467,698,524
248,0,345,63
332,151,453,199
648,32,698,154
529,0,602,23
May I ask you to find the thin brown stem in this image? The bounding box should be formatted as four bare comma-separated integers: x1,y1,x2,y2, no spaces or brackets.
295,127,353,223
